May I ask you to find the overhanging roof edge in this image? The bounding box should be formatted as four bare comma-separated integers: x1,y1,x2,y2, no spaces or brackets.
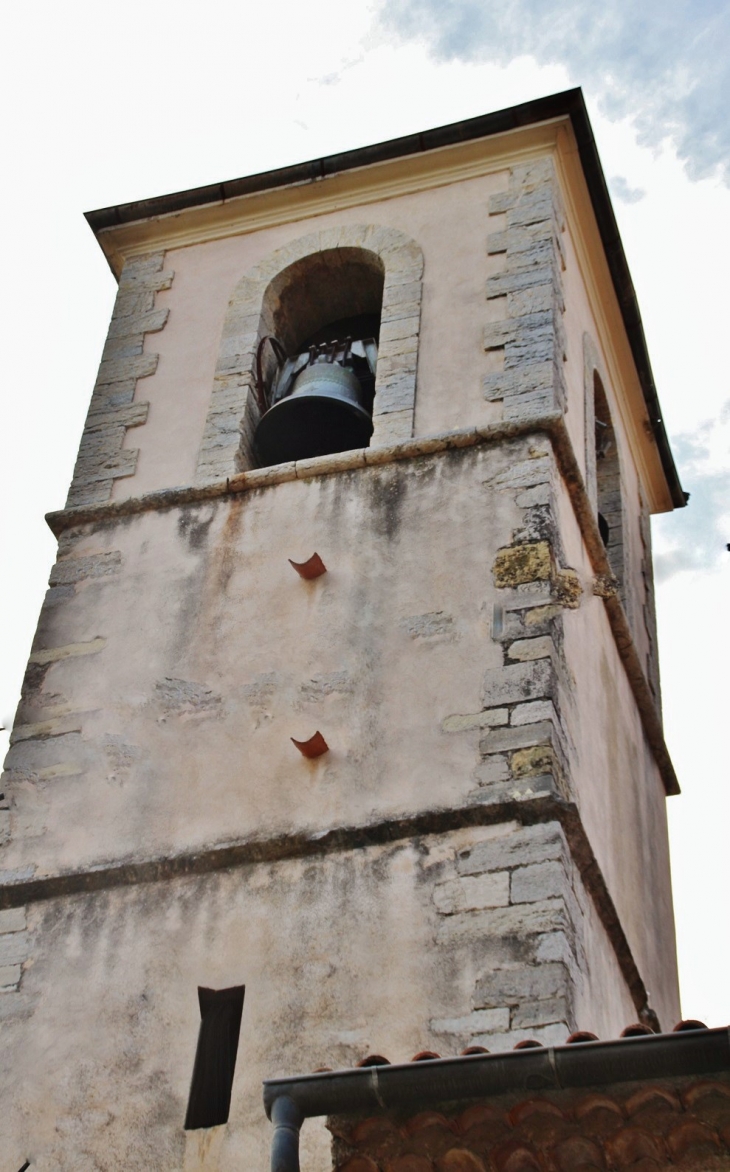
83,87,684,507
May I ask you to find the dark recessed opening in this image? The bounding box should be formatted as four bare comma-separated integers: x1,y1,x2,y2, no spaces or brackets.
598,511,610,546
184,985,245,1131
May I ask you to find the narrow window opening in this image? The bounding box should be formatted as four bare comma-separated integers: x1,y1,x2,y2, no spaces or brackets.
184,985,245,1130
593,372,625,598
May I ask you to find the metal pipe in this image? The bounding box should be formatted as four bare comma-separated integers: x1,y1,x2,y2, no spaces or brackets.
264,1028,730,1167
270,1094,304,1172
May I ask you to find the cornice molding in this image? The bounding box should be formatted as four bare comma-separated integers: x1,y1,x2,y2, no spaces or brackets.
96,122,563,276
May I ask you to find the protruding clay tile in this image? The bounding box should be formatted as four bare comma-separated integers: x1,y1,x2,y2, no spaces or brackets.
673,1018,708,1031
666,1119,722,1162
357,1054,391,1067
460,1045,489,1056
289,553,327,579
552,1135,606,1172
513,1039,543,1050
565,1031,599,1044
411,1051,442,1062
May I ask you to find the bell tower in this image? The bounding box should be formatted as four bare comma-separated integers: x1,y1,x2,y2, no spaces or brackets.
1,89,685,1172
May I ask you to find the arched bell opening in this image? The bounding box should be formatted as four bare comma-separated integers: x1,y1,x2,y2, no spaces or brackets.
593,371,626,600
253,248,385,467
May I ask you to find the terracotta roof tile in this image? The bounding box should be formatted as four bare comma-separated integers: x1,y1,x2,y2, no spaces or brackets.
491,1138,543,1172
666,1119,722,1162
321,1020,730,1172
552,1134,606,1171
435,1150,487,1172
385,1156,434,1172
604,1125,666,1166
625,1086,682,1126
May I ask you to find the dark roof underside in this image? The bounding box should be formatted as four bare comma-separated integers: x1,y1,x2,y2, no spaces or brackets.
85,88,684,507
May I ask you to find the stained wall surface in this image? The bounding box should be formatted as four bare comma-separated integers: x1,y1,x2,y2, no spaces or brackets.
1,822,638,1172
1,136,682,1171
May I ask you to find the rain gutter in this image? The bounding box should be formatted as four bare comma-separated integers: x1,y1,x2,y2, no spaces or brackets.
263,1028,730,1172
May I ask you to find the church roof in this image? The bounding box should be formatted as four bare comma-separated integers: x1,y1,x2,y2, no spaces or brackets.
265,1022,730,1171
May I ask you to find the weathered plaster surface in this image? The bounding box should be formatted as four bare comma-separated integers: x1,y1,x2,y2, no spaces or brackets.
2,141,682,1171
0,822,636,1172
3,439,678,1025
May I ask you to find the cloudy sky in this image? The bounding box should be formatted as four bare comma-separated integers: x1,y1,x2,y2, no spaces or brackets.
1,0,728,1026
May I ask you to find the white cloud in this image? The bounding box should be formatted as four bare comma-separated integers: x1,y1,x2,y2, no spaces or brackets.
654,406,730,579
378,0,730,183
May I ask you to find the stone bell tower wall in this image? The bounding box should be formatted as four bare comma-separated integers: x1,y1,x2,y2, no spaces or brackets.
3,436,678,1019
1,111,682,1171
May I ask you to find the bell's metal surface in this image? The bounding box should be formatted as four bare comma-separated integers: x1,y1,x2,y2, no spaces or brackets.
255,360,373,467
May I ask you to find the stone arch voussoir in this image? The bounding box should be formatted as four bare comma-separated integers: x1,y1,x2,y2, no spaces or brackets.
196,224,424,483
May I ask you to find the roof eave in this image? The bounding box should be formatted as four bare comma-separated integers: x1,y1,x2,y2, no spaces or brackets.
84,88,685,508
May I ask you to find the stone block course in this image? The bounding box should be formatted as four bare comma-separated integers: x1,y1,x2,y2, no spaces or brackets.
85,402,149,432
0,908,26,934
436,897,571,944
430,1008,510,1036
511,860,570,905
101,336,144,362
482,658,554,708
457,823,565,876
107,306,169,339
66,250,172,507
479,720,555,756
95,351,159,388
0,931,29,967
0,965,21,989
507,636,554,662
475,961,569,1007
433,872,510,915
442,709,508,733
511,995,570,1029
472,755,511,785
493,543,552,587
489,455,552,491
510,700,556,726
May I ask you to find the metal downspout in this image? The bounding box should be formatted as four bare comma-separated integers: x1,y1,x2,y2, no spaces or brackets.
270,1095,304,1172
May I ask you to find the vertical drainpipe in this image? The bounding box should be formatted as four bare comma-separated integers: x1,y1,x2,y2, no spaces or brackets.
270,1095,304,1172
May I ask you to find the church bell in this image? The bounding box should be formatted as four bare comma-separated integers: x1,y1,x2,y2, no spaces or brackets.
254,335,375,467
